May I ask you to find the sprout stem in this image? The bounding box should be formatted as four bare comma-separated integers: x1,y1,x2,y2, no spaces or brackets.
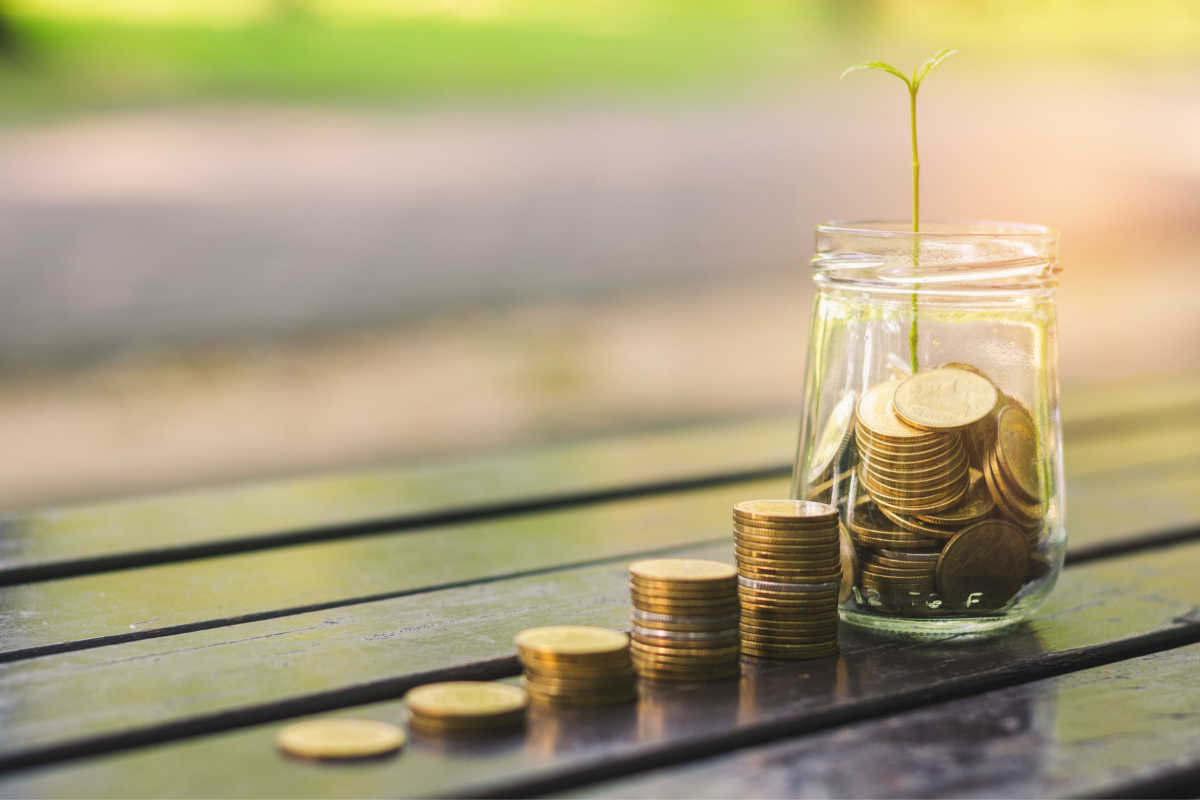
909,85,920,374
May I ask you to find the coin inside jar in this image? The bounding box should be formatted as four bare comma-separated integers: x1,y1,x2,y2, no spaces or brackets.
935,519,1030,609
893,368,999,431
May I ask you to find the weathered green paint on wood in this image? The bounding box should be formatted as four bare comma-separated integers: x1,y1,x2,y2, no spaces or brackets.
2,540,1199,795
4,434,1199,661
3,374,1197,581
561,642,1200,799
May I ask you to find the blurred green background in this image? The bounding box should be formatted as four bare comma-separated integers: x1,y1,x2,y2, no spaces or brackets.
1,0,1198,115
0,0,1197,508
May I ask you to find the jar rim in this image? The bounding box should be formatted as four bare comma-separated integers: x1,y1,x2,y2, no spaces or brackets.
817,220,1057,242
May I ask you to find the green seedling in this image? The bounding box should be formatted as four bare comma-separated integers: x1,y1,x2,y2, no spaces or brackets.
842,48,957,373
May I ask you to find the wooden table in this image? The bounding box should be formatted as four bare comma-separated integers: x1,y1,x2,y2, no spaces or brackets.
2,374,1199,798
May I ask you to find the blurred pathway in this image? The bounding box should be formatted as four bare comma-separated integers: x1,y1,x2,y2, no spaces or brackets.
0,77,1198,362
0,77,1198,506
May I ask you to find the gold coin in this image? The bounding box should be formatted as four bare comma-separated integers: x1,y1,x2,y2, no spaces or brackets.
866,554,939,572
859,448,962,478
739,624,838,640
893,368,999,431
740,642,839,659
994,404,1041,502
988,443,1044,519
983,449,1043,524
733,531,839,549
856,380,930,440
737,567,842,583
878,548,940,562
855,422,953,453
868,480,968,515
935,519,1030,609
276,719,405,761
629,558,737,584
734,550,840,567
861,463,968,496
515,626,628,659
631,627,739,646
631,599,740,616
629,581,736,600
630,640,741,658
733,545,839,563
521,657,633,679
861,560,937,577
861,447,967,480
740,618,837,633
915,473,994,526
633,662,740,680
837,522,858,604
630,609,739,631
874,504,959,538
732,499,838,525
405,682,529,722
630,585,738,602
740,629,837,644
806,391,858,484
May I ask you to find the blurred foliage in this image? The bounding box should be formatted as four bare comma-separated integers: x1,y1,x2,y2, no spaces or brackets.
0,0,1196,117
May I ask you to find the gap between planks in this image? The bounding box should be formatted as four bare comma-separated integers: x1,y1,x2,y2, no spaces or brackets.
7,377,1199,585
3,534,1200,783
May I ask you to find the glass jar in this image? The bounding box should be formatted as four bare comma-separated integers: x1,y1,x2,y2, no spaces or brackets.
791,221,1064,637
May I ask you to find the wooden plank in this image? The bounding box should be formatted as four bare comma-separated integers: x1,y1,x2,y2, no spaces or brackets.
3,374,1198,583
1,541,1199,796
4,419,1200,663
559,642,1200,799
0,419,794,584
0,479,782,661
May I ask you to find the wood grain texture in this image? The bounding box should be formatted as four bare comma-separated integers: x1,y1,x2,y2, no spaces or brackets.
0,419,794,583
1,539,1199,794
560,642,1200,799
0,479,779,660
3,433,1199,663
2,374,1197,583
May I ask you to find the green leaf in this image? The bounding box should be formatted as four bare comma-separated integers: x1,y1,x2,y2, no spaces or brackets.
912,48,958,90
840,60,911,90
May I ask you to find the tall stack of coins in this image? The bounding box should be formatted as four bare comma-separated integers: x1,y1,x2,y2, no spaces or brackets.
628,558,740,681
515,626,636,706
405,681,529,736
733,500,841,660
816,365,1041,615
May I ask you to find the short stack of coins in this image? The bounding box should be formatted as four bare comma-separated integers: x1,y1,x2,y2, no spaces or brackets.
628,558,740,681
515,626,636,706
818,365,1041,614
733,499,841,660
405,681,529,737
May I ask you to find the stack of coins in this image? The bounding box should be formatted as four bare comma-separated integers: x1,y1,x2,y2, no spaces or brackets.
855,377,974,520
733,500,841,660
628,558,740,681
820,365,1044,615
858,548,938,609
984,404,1045,542
515,626,636,706
405,681,529,736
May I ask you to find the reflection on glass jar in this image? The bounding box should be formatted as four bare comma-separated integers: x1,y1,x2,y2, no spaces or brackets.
792,222,1065,637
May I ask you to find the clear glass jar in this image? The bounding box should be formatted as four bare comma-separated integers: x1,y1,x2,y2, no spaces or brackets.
791,221,1065,638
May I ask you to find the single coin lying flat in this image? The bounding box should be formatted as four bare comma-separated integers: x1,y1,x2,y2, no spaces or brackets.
893,367,998,431
276,718,405,761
